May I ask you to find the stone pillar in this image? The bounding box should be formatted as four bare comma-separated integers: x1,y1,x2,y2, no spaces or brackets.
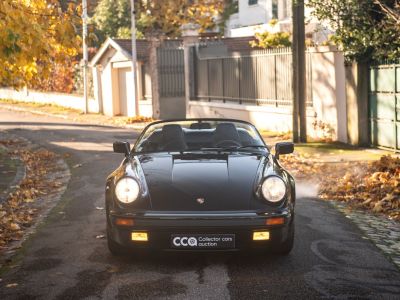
181,23,200,118
148,38,161,119
345,62,369,146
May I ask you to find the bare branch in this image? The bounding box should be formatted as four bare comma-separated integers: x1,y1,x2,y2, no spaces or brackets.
373,0,400,24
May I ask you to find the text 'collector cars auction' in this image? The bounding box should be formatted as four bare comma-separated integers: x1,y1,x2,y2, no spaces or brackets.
106,119,295,255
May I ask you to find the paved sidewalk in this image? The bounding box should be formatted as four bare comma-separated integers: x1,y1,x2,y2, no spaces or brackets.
0,100,151,131
331,201,400,270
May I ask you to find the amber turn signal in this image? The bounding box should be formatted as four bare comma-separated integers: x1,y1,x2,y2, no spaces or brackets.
115,218,135,226
253,231,270,241
131,232,148,242
265,217,285,226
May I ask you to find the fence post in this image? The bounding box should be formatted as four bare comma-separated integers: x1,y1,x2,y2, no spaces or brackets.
149,38,161,119
274,54,278,107
181,24,200,117
207,60,211,102
345,62,369,146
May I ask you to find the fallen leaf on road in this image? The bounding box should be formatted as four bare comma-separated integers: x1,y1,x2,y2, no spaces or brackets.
0,139,66,250
6,283,18,288
95,207,104,210
107,266,120,273
96,235,105,239
9,223,20,231
72,164,82,168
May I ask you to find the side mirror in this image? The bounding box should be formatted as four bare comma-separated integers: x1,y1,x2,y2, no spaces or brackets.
275,142,294,159
113,141,131,156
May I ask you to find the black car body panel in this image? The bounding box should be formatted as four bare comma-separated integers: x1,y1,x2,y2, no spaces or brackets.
140,152,262,211
106,118,295,254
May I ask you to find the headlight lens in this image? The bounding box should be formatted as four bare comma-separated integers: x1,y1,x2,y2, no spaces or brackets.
261,176,286,202
115,177,140,203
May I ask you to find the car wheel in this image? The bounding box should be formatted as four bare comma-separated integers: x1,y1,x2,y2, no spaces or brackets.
272,220,294,255
107,226,126,256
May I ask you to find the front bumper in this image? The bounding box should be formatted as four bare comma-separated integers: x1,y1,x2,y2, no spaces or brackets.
108,210,293,251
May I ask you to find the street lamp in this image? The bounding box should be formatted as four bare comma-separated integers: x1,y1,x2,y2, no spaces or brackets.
82,0,88,114
130,0,139,116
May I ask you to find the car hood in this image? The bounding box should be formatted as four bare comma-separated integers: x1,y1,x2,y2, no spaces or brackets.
138,152,264,211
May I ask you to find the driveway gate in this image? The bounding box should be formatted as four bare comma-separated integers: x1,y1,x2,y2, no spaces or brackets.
369,62,400,150
157,41,185,118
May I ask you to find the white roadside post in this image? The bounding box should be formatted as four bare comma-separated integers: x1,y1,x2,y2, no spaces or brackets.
130,0,139,116
82,0,89,114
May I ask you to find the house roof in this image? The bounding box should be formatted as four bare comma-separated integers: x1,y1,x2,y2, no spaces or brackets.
220,37,258,51
112,39,151,59
90,36,256,66
89,38,150,67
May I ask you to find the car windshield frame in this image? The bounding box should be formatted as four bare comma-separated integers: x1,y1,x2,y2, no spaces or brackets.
132,118,268,154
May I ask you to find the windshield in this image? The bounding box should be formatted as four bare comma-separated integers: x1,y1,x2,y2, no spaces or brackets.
134,120,266,153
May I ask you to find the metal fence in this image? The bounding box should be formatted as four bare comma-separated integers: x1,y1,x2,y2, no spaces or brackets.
369,62,400,150
157,41,185,98
193,47,313,107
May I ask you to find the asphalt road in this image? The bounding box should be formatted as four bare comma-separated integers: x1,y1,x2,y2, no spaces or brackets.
0,109,399,300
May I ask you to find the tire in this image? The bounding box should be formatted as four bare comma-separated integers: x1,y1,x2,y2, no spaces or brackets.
272,220,294,255
107,226,126,256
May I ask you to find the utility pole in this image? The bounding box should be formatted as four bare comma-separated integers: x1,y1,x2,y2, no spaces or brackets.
130,0,140,116
82,0,88,114
292,0,307,142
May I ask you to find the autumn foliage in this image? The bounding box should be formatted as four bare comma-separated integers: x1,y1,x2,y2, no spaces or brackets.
0,0,80,89
250,31,292,49
0,139,63,251
92,0,226,44
319,156,400,221
281,153,400,221
28,59,78,94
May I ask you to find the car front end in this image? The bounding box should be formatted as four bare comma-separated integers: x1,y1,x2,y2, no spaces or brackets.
107,209,293,252
106,119,295,255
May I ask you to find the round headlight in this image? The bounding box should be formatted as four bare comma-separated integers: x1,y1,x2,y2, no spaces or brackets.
115,177,140,204
261,176,286,202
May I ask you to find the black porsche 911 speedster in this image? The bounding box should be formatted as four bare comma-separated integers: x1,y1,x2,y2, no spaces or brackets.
106,118,295,255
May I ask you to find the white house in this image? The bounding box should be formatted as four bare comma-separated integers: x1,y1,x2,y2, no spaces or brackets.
225,0,331,43
90,38,153,117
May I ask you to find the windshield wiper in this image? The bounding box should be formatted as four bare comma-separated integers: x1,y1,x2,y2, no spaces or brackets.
223,145,267,151
199,145,267,152
237,145,267,149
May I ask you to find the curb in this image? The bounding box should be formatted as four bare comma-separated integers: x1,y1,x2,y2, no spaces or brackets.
0,149,26,204
0,103,148,131
329,200,400,271
0,104,70,120
0,135,71,269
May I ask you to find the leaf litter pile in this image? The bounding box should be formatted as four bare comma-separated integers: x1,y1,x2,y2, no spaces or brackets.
0,138,67,253
281,153,400,221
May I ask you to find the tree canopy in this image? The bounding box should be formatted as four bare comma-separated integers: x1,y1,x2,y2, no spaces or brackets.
91,0,132,43
307,0,400,62
0,0,81,88
91,0,227,46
